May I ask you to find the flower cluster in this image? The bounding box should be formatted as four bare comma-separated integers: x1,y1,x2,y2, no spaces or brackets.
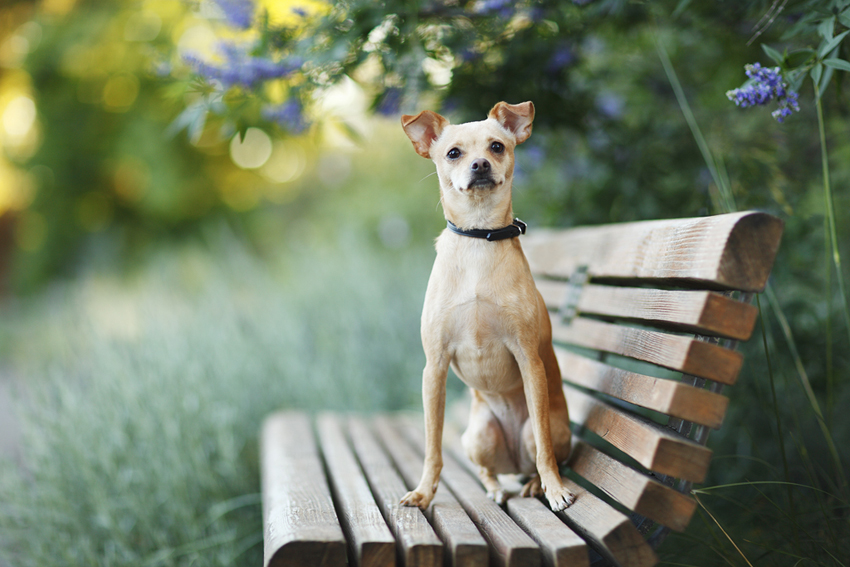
213,0,255,30
185,43,302,89
262,100,307,133
726,62,800,123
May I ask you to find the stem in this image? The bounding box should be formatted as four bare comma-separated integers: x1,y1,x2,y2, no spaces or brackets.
815,86,850,352
757,294,799,551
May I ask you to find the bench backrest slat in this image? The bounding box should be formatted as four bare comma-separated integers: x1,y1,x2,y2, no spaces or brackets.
555,348,729,429
523,211,783,291
567,439,697,532
565,384,713,483
536,281,758,341
552,317,744,385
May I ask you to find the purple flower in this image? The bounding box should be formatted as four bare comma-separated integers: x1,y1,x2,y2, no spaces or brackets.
726,62,800,122
262,100,307,133
377,88,402,116
546,45,575,74
185,43,302,89
213,0,255,29
475,0,514,18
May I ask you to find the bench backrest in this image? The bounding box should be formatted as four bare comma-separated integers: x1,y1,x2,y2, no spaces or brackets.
523,211,784,553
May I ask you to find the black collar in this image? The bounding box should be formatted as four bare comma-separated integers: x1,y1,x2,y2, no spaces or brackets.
446,218,527,241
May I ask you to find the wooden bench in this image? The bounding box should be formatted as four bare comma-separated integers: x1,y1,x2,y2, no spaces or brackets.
260,211,784,567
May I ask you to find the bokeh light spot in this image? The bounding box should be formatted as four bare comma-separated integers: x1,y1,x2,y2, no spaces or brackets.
124,11,162,42
261,139,306,184
103,74,140,111
229,128,273,169
2,95,36,138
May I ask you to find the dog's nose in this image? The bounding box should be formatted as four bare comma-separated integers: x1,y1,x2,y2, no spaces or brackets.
471,159,490,173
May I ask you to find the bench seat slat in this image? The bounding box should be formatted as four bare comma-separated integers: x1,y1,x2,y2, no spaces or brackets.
555,348,729,429
372,416,489,567
506,498,590,567
564,384,713,483
399,421,542,567
348,417,443,567
536,281,757,341
567,439,697,532
261,412,348,567
523,211,783,292
317,414,397,567
435,416,655,567
551,316,743,385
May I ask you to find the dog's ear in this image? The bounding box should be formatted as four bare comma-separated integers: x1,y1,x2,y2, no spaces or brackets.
488,101,535,145
401,110,449,159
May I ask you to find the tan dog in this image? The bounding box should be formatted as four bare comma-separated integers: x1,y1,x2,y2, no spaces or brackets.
399,101,575,512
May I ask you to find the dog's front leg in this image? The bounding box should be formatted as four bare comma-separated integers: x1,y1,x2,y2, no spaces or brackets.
513,345,576,511
400,354,449,510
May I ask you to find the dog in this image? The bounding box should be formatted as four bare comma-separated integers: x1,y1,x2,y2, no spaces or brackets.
398,101,576,512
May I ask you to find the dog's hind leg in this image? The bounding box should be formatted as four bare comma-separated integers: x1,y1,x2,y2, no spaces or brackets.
461,390,517,504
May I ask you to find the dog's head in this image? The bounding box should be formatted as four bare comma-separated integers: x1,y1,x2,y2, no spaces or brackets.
401,101,534,226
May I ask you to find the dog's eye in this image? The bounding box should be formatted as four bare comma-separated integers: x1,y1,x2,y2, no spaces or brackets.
490,142,505,154
447,148,461,160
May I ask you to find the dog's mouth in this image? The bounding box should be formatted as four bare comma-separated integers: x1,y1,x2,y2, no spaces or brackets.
466,176,497,190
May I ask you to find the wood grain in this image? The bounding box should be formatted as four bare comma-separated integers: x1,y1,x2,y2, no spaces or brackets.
551,316,743,385
348,416,443,567
564,384,713,483
523,211,783,292
567,439,697,532
535,281,758,341
372,416,489,567
505,495,589,567
400,421,542,567
316,414,396,567
555,348,729,429
260,412,347,567
552,478,658,567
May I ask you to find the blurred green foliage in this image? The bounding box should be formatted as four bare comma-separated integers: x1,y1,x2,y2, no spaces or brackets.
0,0,849,566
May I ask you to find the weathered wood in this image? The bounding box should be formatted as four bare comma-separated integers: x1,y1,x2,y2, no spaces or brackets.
348,416,443,567
523,211,783,292
551,316,743,385
568,439,697,532
316,414,396,567
553,478,658,567
555,348,729,429
261,412,347,567
564,384,713,483
371,416,489,567
536,281,758,341
400,421,542,567
506,497,589,567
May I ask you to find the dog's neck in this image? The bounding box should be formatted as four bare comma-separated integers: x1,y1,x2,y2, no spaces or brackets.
440,185,514,231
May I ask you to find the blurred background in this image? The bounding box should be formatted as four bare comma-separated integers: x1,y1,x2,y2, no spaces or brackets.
0,0,848,565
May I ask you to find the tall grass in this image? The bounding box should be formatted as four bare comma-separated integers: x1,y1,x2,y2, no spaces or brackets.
0,227,434,566
655,34,850,566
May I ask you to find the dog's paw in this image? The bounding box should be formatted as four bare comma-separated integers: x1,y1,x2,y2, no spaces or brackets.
543,480,576,511
486,488,508,505
400,489,433,510
520,475,544,498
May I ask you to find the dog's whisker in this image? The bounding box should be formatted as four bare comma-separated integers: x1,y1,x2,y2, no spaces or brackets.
418,171,438,184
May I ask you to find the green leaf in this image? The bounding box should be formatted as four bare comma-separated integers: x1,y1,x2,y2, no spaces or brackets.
840,10,850,29
824,57,850,71
671,0,693,19
818,16,835,40
820,64,835,98
818,30,850,59
811,62,823,86
761,44,784,65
